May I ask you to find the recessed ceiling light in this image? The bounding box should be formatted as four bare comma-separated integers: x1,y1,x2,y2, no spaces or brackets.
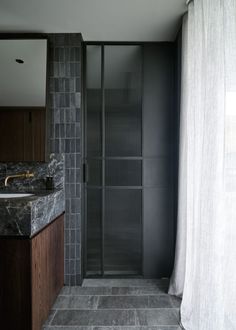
15,59,24,64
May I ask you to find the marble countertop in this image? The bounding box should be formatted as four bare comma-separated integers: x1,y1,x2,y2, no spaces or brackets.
0,188,65,237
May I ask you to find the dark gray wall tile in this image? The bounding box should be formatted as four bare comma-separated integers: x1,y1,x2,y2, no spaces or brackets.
48,33,82,285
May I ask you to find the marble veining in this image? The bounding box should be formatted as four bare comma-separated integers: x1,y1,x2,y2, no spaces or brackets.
31,189,65,235
0,189,65,237
0,153,65,237
0,153,64,190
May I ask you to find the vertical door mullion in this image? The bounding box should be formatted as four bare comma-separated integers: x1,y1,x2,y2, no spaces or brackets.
140,45,144,277
83,44,88,277
101,44,105,276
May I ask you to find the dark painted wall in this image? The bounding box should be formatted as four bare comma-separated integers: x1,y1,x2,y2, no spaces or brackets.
142,43,178,278
144,32,182,278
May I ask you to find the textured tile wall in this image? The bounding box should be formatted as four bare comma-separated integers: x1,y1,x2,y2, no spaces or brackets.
48,33,82,285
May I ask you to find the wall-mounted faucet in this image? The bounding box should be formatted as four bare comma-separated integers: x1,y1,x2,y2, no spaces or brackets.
4,171,34,187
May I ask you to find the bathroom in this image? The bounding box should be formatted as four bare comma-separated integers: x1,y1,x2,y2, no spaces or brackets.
0,1,235,330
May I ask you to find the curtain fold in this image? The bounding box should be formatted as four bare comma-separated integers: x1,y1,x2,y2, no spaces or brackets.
169,1,236,329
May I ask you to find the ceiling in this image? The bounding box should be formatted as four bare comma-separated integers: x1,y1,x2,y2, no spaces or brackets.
0,0,187,41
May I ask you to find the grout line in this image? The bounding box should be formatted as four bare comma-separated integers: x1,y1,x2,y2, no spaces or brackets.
94,295,100,310
58,293,172,297
50,308,180,311
48,309,58,326
44,327,181,328
44,327,181,329
134,309,137,326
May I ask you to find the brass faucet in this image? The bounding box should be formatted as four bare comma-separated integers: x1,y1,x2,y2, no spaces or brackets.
4,171,34,187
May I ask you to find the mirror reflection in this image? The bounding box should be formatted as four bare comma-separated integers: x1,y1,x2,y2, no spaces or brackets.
0,39,47,161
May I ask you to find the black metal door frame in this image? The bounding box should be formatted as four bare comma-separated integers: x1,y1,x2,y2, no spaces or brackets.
82,42,144,278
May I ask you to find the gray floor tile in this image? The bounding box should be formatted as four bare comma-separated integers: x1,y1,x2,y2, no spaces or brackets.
59,286,71,295
43,327,92,330
44,327,181,330
148,296,173,308
44,279,181,329
97,295,149,309
97,294,178,309
53,295,98,309
136,309,179,326
43,309,57,325
93,327,182,330
82,279,169,288
111,286,168,295
59,286,169,296
69,286,112,295
169,296,182,308
51,309,136,326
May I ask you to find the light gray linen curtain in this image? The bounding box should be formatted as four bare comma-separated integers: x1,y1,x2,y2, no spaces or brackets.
169,0,236,329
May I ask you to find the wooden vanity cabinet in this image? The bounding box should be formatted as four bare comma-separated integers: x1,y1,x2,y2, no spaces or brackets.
0,214,64,330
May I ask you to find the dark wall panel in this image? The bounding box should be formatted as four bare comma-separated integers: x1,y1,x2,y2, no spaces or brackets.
143,44,175,278
143,158,170,188
143,188,174,277
143,45,174,158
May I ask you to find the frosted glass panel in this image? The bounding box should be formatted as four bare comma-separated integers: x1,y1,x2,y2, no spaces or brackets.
86,189,102,275
105,46,142,157
86,46,102,157
104,189,142,275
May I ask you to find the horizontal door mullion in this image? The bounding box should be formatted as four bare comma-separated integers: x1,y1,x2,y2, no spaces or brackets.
86,156,143,160
86,156,170,160
87,185,143,189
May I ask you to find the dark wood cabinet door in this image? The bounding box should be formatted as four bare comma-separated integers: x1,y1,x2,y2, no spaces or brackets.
31,215,64,330
0,108,45,161
0,214,64,330
0,238,31,330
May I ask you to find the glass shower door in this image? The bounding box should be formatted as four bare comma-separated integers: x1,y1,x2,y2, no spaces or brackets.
104,45,142,275
85,44,143,276
85,45,103,275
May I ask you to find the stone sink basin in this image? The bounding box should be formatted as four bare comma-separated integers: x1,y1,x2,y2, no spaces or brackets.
0,193,34,198
0,189,65,237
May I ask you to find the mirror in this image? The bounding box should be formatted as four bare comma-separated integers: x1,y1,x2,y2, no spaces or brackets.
0,39,47,106
0,38,47,162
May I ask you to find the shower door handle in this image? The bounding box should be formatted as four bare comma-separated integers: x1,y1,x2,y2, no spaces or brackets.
83,163,89,183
